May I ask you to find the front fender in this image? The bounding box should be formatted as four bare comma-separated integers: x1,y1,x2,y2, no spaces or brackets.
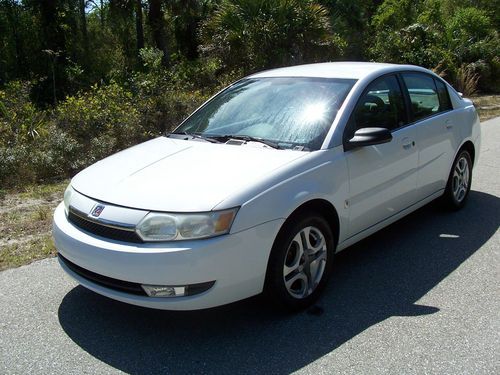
226,147,350,243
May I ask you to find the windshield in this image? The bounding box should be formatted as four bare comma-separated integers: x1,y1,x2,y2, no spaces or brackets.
173,77,356,150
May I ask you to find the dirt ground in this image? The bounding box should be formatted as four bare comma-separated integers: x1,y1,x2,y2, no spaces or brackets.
472,94,500,121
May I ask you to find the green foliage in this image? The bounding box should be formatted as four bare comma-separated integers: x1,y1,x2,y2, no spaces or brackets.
372,0,421,31
0,62,212,188
0,81,50,186
200,0,345,73
53,82,145,175
445,7,492,43
57,82,142,146
0,81,47,144
319,0,374,59
369,0,500,92
444,7,499,91
132,48,212,134
369,23,451,69
140,47,164,71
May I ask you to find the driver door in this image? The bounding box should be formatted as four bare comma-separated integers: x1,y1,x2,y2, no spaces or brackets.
344,74,418,238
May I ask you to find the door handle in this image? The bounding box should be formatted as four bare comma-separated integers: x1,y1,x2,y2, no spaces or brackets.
401,137,414,150
445,119,453,129
402,141,413,150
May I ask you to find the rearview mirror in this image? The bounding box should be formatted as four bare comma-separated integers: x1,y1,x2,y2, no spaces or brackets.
346,127,392,150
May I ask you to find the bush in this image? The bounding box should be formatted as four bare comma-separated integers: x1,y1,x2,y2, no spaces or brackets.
0,81,48,145
454,64,480,96
130,49,213,134
445,7,492,45
57,82,144,148
369,23,450,69
0,70,214,188
135,88,209,135
0,81,51,187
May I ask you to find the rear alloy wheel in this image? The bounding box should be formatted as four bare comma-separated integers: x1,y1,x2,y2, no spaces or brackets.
443,150,472,210
265,213,335,310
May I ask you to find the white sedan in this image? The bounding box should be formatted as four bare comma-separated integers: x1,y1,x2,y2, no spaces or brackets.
53,62,481,311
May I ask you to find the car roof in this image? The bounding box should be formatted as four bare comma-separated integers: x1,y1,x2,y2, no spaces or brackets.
248,61,427,80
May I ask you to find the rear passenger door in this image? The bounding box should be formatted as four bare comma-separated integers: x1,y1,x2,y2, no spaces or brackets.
401,73,458,200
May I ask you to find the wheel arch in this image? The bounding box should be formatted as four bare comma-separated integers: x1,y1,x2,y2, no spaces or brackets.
458,140,476,167
277,199,340,250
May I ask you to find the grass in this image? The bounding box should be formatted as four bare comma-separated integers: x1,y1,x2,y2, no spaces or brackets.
0,95,498,272
0,234,56,271
0,179,67,271
13,180,69,200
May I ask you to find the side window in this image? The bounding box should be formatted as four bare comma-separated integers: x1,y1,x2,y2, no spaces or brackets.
352,75,406,132
434,79,452,111
402,73,441,121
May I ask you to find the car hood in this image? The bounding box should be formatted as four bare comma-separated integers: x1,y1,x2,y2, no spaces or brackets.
71,137,306,212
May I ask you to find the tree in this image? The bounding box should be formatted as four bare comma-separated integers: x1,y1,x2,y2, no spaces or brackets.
319,0,376,59
200,0,344,73
135,0,144,53
147,0,169,66
79,0,89,55
0,0,28,81
169,0,217,59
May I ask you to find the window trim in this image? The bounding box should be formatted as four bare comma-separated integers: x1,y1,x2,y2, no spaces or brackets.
398,71,454,125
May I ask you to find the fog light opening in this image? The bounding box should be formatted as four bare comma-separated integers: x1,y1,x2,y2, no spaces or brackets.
141,281,215,298
141,285,186,297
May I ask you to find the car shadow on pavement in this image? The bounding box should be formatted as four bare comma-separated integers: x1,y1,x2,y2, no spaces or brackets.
58,190,499,375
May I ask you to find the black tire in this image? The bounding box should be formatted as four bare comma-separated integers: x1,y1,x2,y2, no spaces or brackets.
442,150,473,210
264,212,335,311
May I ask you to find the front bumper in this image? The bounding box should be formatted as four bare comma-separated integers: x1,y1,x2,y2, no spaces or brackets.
53,203,283,310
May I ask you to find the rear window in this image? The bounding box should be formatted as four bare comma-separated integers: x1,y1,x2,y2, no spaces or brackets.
402,73,441,122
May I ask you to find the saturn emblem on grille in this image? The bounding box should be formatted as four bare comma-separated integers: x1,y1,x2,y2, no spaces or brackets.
90,204,105,218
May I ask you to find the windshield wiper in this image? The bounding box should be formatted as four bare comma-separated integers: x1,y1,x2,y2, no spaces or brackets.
218,135,281,149
167,132,281,149
167,132,221,144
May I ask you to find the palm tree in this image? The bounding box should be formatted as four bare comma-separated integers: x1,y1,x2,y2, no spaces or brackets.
200,0,345,73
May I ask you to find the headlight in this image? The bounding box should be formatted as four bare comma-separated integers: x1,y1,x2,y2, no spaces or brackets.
63,184,73,214
136,208,238,242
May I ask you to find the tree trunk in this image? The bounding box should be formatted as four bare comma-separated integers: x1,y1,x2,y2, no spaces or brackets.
173,0,199,59
79,0,89,54
38,0,66,104
39,0,65,53
135,0,144,53
5,2,26,78
100,0,105,27
147,0,169,66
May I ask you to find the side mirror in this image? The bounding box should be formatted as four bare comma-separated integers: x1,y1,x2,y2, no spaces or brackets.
346,127,392,150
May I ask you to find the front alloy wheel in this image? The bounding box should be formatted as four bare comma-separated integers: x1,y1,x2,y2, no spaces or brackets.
265,213,335,310
283,226,327,299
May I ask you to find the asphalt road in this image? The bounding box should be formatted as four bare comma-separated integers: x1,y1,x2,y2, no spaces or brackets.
1,118,499,375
